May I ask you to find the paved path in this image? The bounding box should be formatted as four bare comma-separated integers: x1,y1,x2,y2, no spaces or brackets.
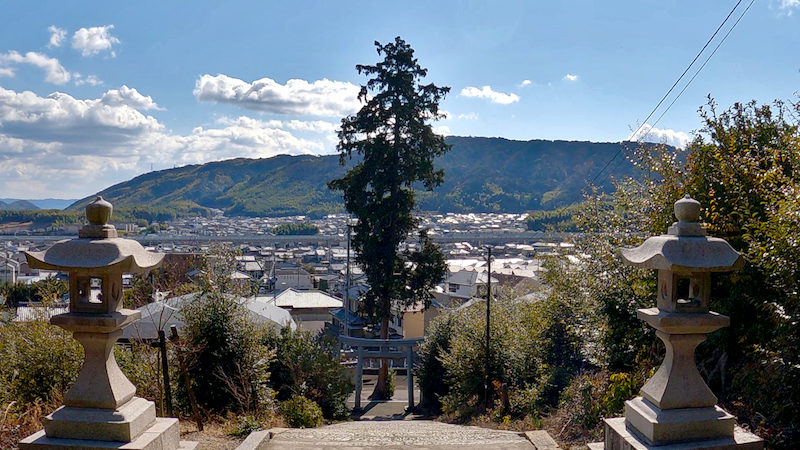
346,375,420,420
265,421,534,449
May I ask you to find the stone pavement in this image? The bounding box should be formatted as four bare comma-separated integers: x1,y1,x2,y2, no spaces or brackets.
264,421,535,449
346,374,420,420
240,374,558,449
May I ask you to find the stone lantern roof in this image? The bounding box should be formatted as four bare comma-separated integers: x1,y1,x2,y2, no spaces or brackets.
25,196,163,273
621,195,743,273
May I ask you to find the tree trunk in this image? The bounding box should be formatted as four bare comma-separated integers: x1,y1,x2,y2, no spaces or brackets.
370,314,392,400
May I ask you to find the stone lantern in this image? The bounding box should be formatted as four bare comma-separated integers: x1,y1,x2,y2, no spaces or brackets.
595,195,763,449
19,197,194,449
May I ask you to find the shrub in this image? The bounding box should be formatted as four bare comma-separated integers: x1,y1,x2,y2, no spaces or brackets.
415,312,457,412
0,321,82,405
417,294,582,423
385,365,396,400
227,414,264,437
181,246,273,414
279,395,323,428
264,327,352,420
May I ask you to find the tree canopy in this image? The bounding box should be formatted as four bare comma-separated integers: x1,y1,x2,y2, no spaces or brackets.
328,37,449,398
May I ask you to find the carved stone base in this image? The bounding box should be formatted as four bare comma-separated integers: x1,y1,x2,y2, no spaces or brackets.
43,396,156,442
625,396,734,445
600,417,763,449
19,417,191,450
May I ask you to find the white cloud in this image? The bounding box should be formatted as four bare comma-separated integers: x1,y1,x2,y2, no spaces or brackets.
47,26,66,48
0,87,162,146
0,87,334,197
282,119,338,133
457,112,479,120
194,74,361,116
0,68,14,77
432,125,451,136
101,85,162,110
778,0,800,14
520,79,532,87
0,51,71,84
72,25,120,57
563,74,578,82
74,74,103,86
628,124,691,148
171,116,324,165
459,86,520,104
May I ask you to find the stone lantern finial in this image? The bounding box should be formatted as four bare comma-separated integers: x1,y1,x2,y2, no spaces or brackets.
674,194,700,222
86,196,112,225
79,196,118,239
595,195,763,449
668,194,706,237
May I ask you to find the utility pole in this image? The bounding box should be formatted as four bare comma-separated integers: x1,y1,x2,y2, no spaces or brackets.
485,246,492,410
157,329,172,417
344,224,352,336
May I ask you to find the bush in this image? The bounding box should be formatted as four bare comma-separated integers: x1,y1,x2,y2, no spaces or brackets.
181,246,273,414
417,294,582,423
415,312,457,412
0,321,83,447
279,395,323,428
227,414,264,437
0,321,82,405
264,327,352,420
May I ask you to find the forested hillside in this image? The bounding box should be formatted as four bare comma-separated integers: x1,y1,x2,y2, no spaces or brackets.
68,136,654,217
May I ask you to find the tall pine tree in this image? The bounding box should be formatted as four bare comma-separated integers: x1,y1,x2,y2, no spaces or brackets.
329,37,449,399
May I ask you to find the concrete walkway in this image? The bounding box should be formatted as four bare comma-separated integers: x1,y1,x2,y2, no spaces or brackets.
237,374,559,449
346,374,420,420
264,421,535,449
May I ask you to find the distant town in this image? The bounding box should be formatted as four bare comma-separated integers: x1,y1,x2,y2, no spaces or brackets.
1,211,573,340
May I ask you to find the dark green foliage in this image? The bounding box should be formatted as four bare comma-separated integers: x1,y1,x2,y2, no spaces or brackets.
180,246,272,413
0,322,82,405
272,222,319,235
417,295,582,421
264,327,352,421
415,311,457,412
0,278,68,307
525,203,583,231
279,395,323,428
0,209,83,229
0,282,39,307
328,37,450,397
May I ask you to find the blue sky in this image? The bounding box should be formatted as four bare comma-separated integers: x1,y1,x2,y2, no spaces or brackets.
0,0,798,199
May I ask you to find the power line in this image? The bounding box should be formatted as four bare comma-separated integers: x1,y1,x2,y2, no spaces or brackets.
573,0,752,205
647,0,757,134
602,0,757,181
628,0,744,142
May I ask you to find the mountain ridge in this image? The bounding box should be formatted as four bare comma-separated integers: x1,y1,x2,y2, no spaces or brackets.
68,136,653,217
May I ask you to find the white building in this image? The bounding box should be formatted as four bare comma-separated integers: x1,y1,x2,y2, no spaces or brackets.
265,288,342,332
444,269,499,301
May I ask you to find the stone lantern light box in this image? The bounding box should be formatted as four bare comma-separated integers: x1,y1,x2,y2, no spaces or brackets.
19,197,195,449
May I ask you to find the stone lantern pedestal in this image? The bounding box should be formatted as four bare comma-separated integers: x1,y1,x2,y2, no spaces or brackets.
590,196,763,449
18,197,195,450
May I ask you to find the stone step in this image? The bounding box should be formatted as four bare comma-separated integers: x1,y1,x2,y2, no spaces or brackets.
261,421,536,449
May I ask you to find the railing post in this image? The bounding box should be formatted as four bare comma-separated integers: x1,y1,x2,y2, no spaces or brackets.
407,343,414,411
355,344,363,410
